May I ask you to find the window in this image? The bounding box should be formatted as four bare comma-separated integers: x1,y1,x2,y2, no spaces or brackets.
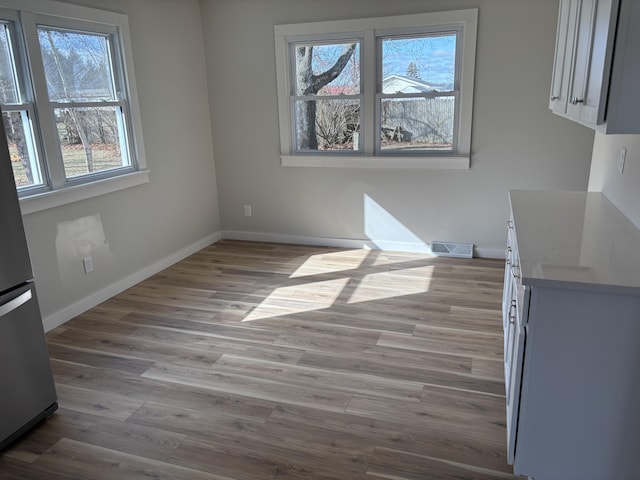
0,0,147,213
275,10,477,169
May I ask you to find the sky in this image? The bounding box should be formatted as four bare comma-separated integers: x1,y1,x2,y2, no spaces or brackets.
298,32,457,91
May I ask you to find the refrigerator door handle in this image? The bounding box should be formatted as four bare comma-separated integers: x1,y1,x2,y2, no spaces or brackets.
0,289,32,319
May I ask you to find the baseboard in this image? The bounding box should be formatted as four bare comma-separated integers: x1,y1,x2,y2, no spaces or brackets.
42,231,222,332
222,230,504,258
221,230,374,250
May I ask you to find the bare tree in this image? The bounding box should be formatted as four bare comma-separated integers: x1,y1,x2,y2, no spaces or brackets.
315,99,359,149
295,43,357,150
4,114,33,184
41,30,96,172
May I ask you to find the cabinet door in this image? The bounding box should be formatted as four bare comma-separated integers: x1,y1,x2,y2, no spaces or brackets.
566,0,617,125
549,0,578,114
502,221,515,327
506,286,529,466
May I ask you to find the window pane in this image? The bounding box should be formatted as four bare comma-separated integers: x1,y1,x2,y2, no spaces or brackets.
295,99,360,151
38,28,116,102
2,110,43,188
380,96,454,152
0,24,19,104
382,34,456,93
55,106,129,178
293,41,360,96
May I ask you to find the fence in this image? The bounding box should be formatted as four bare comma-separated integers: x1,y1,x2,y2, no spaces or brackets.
380,96,454,147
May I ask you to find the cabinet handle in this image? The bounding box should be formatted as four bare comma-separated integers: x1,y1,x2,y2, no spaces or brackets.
507,220,514,229
505,246,512,262
570,96,584,105
511,268,520,279
509,299,517,324
550,95,560,101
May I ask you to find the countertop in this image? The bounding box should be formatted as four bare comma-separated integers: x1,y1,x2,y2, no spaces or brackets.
509,190,640,295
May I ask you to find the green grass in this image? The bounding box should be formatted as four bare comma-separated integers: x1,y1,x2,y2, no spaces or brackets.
10,143,124,187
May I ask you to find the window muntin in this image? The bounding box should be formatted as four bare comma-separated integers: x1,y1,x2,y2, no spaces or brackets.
0,3,145,202
291,40,361,152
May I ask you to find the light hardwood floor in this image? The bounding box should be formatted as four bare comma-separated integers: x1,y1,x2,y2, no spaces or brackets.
0,240,521,479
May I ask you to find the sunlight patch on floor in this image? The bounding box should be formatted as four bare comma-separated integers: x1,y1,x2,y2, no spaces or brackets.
290,250,370,278
243,277,350,321
289,249,428,278
347,266,434,304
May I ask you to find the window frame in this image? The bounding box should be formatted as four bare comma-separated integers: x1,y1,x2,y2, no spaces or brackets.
274,9,477,169
0,0,147,214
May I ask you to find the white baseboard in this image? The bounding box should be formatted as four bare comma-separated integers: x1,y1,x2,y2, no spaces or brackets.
222,230,374,250
222,230,504,258
43,231,222,332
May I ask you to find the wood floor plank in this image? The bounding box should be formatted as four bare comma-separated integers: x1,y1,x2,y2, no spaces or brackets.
298,351,504,395
33,438,230,480
50,360,277,423
168,436,361,480
268,403,512,473
119,311,279,343
141,363,353,413
378,326,503,361
93,298,219,322
128,401,373,477
346,394,506,441
241,311,417,335
0,240,518,479
54,383,146,421
0,456,76,480
367,447,519,480
213,354,424,402
127,326,305,364
49,328,223,369
473,358,506,380
45,342,156,374
13,407,187,464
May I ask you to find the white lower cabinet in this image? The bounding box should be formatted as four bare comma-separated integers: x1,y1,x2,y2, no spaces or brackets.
502,218,529,466
504,190,640,480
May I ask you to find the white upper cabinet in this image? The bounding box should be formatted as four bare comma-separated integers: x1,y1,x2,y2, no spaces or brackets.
549,0,578,115
549,0,640,133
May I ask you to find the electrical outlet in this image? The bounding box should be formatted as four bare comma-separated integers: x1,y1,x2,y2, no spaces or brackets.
243,205,252,217
83,256,94,274
618,147,627,174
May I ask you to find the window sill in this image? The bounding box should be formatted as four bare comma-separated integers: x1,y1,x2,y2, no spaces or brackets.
281,155,470,169
19,170,150,215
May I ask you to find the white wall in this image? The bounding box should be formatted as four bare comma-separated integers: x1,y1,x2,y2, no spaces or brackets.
21,0,220,329
589,132,640,228
200,0,595,257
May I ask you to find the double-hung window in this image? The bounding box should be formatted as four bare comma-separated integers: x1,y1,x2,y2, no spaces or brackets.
0,0,146,213
275,10,477,169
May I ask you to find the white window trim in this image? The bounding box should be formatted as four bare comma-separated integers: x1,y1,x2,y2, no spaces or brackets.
274,9,477,169
0,0,148,213
19,169,149,214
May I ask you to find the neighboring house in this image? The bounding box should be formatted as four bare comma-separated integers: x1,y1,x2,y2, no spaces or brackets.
381,74,451,94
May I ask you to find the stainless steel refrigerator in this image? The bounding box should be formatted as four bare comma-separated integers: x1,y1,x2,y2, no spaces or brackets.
0,124,57,450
